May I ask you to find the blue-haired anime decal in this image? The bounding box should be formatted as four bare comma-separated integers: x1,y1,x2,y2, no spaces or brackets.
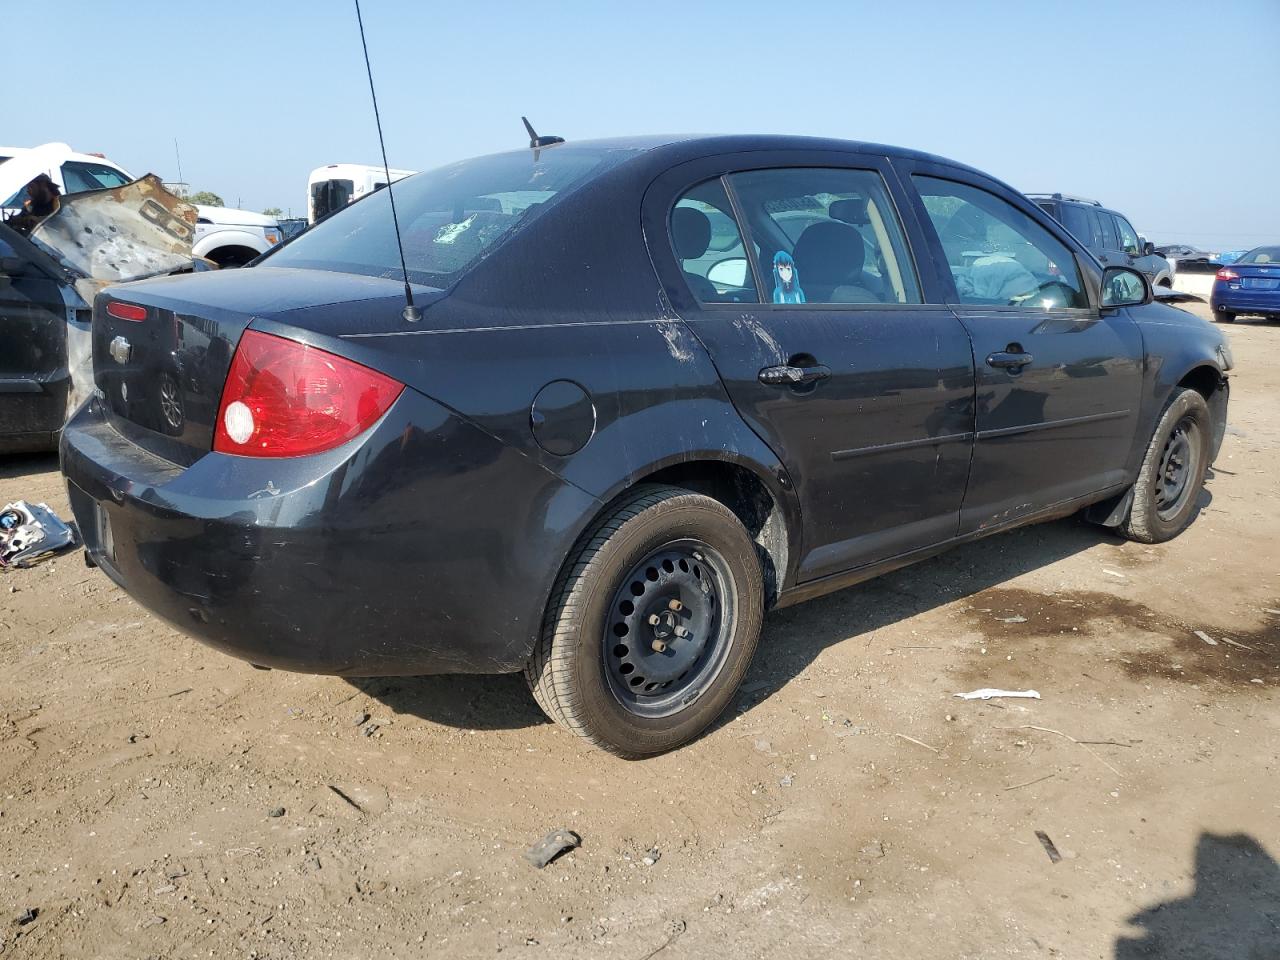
772,250,805,304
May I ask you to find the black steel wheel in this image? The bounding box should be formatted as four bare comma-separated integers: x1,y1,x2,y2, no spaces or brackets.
526,485,764,758
1121,387,1211,543
603,540,736,719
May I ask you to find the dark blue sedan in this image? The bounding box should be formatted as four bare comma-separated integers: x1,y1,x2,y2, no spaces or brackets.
1212,246,1280,322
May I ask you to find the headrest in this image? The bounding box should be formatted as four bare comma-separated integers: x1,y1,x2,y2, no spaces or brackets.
829,198,870,225
794,221,865,283
672,207,712,260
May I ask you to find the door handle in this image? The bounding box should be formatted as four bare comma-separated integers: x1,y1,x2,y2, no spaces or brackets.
986,350,1033,370
758,363,831,386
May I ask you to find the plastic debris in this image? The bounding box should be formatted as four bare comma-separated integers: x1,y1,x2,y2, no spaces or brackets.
0,501,77,569
953,689,1041,701
996,615,1028,623
1194,630,1218,646
642,848,661,866
16,907,38,926
523,829,581,869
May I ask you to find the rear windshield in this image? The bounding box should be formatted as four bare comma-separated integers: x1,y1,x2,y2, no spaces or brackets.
266,146,637,286
1239,246,1280,265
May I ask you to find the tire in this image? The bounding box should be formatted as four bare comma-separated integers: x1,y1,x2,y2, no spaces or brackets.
1214,309,1235,323
1120,388,1212,543
526,485,764,758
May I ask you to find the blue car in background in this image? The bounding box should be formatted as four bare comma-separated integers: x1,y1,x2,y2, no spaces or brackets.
1212,246,1280,322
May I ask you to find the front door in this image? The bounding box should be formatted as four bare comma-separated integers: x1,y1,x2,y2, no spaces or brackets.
906,173,1144,534
650,159,976,583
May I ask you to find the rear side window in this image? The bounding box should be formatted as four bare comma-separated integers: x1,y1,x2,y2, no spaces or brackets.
914,176,1088,309
1097,213,1121,249
1058,204,1093,245
269,146,639,287
727,168,920,305
671,179,758,303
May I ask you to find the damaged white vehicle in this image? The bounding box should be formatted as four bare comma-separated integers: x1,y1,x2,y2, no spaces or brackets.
0,161,205,452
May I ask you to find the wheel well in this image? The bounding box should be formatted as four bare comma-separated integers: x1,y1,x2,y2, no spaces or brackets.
1178,364,1222,400
638,461,790,607
206,245,260,267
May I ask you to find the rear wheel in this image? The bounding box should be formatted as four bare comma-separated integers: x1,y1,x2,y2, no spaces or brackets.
526,485,764,758
1120,388,1211,543
1214,308,1236,323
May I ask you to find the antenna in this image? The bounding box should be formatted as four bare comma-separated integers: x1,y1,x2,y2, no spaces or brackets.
521,117,565,150
354,0,421,322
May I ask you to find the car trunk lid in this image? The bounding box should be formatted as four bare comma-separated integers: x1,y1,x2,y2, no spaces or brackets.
93,267,445,466
1228,263,1280,291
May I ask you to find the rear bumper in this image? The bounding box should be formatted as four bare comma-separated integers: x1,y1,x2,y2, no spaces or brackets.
60,391,597,676
1211,282,1280,314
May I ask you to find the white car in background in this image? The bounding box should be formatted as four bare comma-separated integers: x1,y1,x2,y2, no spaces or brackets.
0,143,281,267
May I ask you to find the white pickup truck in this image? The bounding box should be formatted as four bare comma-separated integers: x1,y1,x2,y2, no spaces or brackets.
0,143,281,267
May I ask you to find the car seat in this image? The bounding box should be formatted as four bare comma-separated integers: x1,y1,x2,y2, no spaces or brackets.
671,207,720,302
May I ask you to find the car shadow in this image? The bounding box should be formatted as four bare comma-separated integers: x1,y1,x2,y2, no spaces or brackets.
356,514,1125,733
0,452,59,481
1114,832,1280,959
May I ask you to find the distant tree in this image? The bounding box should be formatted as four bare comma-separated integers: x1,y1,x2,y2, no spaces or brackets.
187,190,224,207
262,206,284,217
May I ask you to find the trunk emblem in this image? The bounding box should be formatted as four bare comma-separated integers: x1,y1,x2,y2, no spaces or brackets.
109,336,132,365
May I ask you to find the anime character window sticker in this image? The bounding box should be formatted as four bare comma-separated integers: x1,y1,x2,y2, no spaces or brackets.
771,250,805,303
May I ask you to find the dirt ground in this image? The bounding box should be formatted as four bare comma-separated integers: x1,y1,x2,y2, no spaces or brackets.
2,302,1277,960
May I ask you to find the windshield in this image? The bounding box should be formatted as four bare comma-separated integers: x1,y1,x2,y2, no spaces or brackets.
1239,246,1280,265
268,146,638,286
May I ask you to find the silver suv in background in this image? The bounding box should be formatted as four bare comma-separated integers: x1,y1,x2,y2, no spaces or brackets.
1029,193,1172,288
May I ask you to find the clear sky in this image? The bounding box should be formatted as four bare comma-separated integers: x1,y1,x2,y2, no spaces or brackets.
8,0,1278,248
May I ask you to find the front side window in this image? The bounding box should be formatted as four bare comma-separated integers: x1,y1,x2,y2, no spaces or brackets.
914,176,1088,309
61,160,131,193
1114,216,1140,256
271,146,639,286
727,167,920,305
671,179,758,303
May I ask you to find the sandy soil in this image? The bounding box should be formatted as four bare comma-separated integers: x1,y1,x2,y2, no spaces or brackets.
2,303,1277,959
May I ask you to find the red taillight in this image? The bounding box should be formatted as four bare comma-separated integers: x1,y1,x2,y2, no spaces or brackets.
1216,268,1239,281
106,301,147,322
213,330,403,458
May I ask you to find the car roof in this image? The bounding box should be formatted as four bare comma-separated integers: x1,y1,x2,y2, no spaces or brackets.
505,134,991,180
0,145,130,169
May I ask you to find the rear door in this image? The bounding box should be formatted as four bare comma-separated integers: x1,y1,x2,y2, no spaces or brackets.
899,167,1144,533
646,153,976,582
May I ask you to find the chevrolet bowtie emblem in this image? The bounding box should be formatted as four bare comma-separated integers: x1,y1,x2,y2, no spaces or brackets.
109,336,132,364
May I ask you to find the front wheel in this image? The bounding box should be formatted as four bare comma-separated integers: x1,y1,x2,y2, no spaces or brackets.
526,485,764,758
1120,388,1211,543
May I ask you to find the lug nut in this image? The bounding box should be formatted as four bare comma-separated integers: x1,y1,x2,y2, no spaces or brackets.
651,639,668,653
674,626,690,639
668,599,683,612
648,614,661,625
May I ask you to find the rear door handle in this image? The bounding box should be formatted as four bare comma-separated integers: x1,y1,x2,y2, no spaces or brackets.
758,363,831,386
986,350,1034,370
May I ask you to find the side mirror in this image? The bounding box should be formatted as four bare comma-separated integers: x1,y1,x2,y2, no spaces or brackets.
1101,266,1149,308
707,257,749,288
1142,241,1156,257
